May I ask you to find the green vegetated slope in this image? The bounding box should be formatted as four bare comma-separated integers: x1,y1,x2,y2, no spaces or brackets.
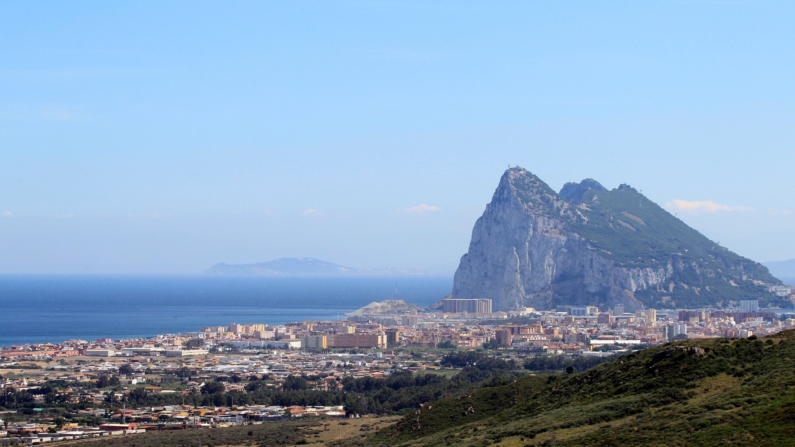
567,184,780,308
357,330,795,447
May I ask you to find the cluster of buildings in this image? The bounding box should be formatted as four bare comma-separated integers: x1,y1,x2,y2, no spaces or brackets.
2,295,795,442
3,298,794,362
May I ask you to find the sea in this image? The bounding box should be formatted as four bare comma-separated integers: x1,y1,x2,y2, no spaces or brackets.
0,275,452,348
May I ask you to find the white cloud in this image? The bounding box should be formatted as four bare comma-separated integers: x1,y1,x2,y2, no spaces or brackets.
665,200,754,213
2,211,12,218
301,208,322,217
398,204,441,215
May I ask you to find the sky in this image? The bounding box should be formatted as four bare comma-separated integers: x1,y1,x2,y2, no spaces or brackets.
1,1,794,274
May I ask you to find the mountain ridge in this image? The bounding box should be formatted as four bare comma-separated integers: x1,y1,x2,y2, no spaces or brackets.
453,167,781,311
764,258,795,279
205,258,451,277
205,258,359,276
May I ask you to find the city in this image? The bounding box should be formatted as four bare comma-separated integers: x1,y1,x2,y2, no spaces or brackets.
2,290,794,443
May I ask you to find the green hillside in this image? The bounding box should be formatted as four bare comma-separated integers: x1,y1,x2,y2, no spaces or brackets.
566,183,781,308
352,330,795,447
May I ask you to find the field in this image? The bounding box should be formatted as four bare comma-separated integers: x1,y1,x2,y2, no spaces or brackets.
60,416,401,447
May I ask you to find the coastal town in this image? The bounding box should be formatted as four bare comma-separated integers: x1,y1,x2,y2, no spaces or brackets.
2,291,795,443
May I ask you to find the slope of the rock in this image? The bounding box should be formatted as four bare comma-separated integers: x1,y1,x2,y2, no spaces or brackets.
452,167,780,311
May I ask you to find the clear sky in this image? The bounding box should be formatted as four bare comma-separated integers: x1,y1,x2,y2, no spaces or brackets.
1,1,794,274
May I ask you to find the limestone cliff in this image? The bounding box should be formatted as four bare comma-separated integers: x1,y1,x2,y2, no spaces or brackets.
453,167,781,311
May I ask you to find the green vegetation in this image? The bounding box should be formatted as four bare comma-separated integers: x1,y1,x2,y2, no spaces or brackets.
436,340,456,349
183,338,204,349
523,353,615,373
566,185,781,308
352,330,795,446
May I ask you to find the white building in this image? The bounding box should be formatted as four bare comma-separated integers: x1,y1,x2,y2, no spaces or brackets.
740,300,759,313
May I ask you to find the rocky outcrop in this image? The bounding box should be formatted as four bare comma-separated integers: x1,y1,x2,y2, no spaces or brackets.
452,168,780,311
345,300,423,317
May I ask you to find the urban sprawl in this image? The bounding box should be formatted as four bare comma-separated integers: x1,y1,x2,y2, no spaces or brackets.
1,286,794,444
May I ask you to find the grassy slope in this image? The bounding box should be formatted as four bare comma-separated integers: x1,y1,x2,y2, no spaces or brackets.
359,330,795,447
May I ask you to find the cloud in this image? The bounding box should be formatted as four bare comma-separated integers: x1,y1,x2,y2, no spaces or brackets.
2,211,12,218
398,204,441,215
665,200,754,213
301,208,322,217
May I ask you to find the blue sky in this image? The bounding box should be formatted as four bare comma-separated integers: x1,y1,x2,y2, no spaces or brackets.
1,1,794,274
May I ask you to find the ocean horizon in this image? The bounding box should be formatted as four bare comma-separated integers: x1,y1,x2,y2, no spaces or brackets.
0,275,452,347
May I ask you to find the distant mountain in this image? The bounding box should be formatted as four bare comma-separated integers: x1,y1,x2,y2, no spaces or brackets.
453,167,781,311
205,258,359,276
205,258,450,277
765,259,795,278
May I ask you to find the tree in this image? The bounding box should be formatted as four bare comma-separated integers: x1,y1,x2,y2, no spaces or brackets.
437,340,456,349
482,338,500,350
201,381,225,394
184,338,204,349
118,364,134,376
283,376,309,391
96,375,119,388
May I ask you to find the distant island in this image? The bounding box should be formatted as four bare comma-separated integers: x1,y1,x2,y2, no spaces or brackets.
205,257,449,277
205,258,358,276
764,258,795,285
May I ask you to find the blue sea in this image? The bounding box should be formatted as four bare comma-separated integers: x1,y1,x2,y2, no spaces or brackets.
0,275,452,347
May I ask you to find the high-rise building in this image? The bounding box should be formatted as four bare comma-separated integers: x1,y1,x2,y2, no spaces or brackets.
442,298,492,314
327,334,387,349
227,323,244,334
646,309,657,324
302,335,327,350
614,304,625,316
570,307,588,316
665,323,688,341
597,313,613,325
495,329,512,347
740,300,759,313
384,328,400,347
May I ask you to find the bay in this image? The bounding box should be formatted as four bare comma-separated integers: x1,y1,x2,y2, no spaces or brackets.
0,275,451,347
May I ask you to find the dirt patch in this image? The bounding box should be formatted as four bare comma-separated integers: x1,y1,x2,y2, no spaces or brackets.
622,212,647,226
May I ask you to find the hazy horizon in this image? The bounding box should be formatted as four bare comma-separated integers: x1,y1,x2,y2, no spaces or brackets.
2,2,795,274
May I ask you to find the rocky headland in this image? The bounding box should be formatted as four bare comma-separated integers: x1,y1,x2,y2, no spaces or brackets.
452,167,781,311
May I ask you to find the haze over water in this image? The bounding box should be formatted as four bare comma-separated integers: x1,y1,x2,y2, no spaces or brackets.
0,275,451,347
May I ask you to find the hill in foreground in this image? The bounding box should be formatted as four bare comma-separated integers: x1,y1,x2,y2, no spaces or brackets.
453,167,781,311
352,330,795,447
